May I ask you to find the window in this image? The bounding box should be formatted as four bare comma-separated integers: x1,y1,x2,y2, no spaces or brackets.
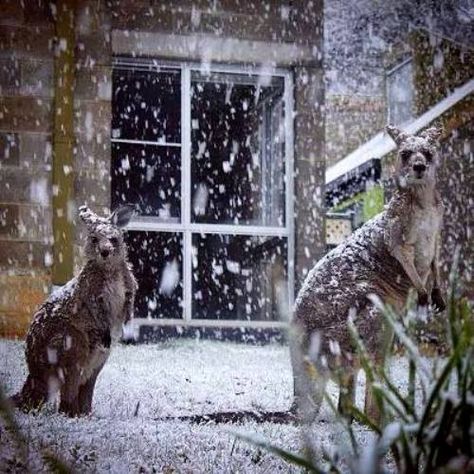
111,59,294,326
386,58,413,126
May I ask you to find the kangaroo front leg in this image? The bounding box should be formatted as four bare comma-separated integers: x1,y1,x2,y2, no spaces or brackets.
391,245,428,306
430,241,445,312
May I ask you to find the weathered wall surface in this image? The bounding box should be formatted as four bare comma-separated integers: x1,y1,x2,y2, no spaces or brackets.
324,0,474,168
0,1,54,337
325,95,385,167
411,31,474,294
73,1,113,271
0,0,326,335
109,0,326,288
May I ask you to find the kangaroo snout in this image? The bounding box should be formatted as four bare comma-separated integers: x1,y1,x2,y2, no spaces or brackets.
413,163,426,174
99,242,113,259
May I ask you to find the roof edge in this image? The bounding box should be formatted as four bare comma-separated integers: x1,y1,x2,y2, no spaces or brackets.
326,78,474,184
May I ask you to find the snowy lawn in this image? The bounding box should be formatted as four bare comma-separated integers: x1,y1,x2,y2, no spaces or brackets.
0,339,407,472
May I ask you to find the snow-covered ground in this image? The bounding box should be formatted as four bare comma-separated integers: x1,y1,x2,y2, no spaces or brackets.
1,339,407,472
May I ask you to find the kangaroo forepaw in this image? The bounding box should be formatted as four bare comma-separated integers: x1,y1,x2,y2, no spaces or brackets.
431,288,446,312
417,291,429,308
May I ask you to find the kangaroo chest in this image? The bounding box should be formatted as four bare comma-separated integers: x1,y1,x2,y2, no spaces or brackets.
101,275,126,340
405,205,442,279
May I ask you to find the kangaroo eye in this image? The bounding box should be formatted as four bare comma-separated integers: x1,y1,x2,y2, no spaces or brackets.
423,150,433,161
400,150,411,162
110,237,119,246
91,236,98,244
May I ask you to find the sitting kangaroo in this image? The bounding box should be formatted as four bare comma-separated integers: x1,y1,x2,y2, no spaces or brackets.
291,124,446,422
11,205,137,417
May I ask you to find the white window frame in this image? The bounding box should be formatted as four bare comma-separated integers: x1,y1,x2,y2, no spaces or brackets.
112,59,295,330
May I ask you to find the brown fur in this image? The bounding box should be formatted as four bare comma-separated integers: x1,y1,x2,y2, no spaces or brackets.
291,125,445,422
11,205,137,417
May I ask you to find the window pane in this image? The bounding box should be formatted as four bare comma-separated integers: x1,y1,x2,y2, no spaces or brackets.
126,231,183,319
191,72,286,227
111,142,181,220
192,233,288,321
112,68,181,143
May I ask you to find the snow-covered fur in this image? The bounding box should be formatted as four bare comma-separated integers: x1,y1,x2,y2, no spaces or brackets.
11,205,137,417
291,125,445,422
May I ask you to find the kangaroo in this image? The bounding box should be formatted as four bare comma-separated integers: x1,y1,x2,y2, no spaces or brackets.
11,205,137,417
291,124,446,422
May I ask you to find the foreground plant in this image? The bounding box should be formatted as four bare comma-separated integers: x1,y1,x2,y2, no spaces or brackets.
236,273,473,473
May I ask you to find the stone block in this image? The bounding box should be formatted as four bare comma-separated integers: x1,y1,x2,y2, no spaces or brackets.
0,57,53,97
286,0,324,46
0,132,20,166
295,67,324,114
75,136,111,172
74,168,111,209
293,158,326,288
76,31,112,67
75,65,112,101
0,240,50,270
294,112,325,162
0,204,19,238
0,203,52,243
0,0,24,25
20,58,54,97
20,204,53,240
0,24,53,60
0,272,51,338
0,96,52,133
74,100,111,142
0,168,51,205
19,132,52,168
0,58,20,93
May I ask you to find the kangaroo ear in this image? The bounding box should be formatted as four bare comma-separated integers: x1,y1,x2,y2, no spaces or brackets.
79,205,98,225
386,124,409,146
110,204,135,229
419,125,443,143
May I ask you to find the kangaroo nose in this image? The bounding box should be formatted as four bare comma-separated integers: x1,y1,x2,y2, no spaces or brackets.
101,249,110,258
413,163,426,173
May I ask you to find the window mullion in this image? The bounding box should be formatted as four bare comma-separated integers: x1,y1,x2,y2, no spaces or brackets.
182,66,192,322
285,71,295,311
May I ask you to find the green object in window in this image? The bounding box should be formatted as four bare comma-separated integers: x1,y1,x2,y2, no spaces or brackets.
363,185,384,221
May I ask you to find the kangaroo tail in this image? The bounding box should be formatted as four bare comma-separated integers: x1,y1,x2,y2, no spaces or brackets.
9,375,47,412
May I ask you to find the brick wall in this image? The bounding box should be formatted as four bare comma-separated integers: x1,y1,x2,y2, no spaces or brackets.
325,95,386,168
0,1,54,337
0,0,326,333
73,1,113,270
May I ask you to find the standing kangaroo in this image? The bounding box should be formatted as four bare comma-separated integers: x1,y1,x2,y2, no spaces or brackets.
11,205,137,417
291,125,446,422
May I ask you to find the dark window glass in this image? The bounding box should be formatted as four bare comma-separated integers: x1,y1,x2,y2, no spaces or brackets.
192,234,288,321
126,231,183,319
111,142,181,219
191,72,285,227
112,68,181,143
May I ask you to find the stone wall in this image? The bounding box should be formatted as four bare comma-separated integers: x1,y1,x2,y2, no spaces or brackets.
0,0,326,334
325,95,386,168
73,1,113,270
410,30,474,295
0,1,54,337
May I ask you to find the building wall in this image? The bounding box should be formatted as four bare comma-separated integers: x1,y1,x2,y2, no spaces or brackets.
411,31,474,295
0,0,325,336
325,95,385,167
108,0,326,287
0,1,54,337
